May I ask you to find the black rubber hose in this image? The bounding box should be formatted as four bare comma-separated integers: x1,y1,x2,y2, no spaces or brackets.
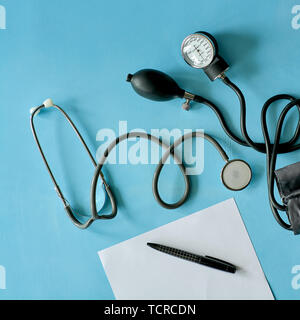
222,76,300,153
194,77,300,231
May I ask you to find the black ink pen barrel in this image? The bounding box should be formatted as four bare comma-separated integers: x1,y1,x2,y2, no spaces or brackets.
199,256,236,274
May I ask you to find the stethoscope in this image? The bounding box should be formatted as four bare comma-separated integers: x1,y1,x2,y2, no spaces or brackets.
30,96,252,229
126,31,300,234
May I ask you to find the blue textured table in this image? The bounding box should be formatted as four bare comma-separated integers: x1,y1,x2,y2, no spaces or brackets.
1,0,300,299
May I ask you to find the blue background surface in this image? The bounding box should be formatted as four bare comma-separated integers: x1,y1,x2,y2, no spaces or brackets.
0,0,300,299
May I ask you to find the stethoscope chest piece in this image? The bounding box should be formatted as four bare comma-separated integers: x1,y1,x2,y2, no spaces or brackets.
221,160,252,191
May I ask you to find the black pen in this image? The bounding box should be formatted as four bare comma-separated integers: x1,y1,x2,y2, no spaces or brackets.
147,242,237,274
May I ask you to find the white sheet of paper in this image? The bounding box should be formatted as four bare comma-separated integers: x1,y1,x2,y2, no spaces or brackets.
98,198,274,300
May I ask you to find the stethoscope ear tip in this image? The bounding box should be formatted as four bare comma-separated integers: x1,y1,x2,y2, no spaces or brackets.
43,98,55,108
30,106,44,116
30,107,39,115
30,99,55,116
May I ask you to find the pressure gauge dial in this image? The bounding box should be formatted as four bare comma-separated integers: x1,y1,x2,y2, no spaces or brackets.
181,33,216,69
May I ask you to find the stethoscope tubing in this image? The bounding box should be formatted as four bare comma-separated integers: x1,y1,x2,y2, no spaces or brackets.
31,104,230,229
90,131,229,216
30,104,107,229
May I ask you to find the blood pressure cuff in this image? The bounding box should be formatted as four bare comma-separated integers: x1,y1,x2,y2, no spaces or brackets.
275,161,300,235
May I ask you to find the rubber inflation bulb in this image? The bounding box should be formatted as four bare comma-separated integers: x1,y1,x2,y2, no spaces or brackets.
126,69,184,101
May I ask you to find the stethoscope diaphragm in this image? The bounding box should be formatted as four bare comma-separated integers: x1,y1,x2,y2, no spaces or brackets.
221,159,252,191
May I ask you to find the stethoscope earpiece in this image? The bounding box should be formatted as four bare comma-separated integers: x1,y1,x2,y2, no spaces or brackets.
43,98,55,108
29,98,55,115
221,160,252,191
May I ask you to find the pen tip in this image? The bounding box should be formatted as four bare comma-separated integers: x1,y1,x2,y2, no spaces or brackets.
147,242,156,248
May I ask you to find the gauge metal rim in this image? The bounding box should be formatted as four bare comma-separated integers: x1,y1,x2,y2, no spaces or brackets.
181,33,216,69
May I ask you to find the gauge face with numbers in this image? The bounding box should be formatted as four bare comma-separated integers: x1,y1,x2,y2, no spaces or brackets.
181,33,215,69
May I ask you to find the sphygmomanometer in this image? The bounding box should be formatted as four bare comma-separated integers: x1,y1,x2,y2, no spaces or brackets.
127,32,300,235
